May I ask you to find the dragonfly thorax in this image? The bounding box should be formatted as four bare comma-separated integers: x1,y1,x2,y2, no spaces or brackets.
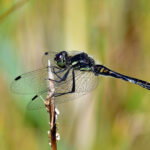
54,51,96,71
69,52,95,71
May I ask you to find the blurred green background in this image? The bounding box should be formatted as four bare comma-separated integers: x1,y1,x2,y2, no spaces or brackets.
1,0,150,150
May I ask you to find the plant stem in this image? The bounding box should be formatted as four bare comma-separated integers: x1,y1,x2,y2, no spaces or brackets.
45,60,57,150
45,96,57,150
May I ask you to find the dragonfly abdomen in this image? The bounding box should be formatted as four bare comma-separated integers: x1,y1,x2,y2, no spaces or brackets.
94,64,150,90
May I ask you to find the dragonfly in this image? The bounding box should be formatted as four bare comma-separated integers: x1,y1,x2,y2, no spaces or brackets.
11,51,150,110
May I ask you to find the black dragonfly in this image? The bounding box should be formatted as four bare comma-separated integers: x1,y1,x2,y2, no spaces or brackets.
11,51,150,109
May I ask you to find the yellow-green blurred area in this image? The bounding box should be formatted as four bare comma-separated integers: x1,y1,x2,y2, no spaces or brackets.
1,0,150,150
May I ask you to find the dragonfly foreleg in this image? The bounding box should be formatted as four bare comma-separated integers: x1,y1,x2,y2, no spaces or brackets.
52,67,66,80
54,69,75,97
48,68,71,83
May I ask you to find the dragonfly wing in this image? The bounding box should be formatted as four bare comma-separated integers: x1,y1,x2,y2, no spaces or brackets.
26,70,99,108
11,66,83,95
27,91,48,110
55,70,99,93
42,51,58,67
54,70,99,104
11,67,49,94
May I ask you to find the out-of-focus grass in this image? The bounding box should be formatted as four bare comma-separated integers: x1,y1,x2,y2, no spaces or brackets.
0,0,150,150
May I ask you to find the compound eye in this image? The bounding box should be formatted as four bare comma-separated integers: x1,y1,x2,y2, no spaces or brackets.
55,54,61,61
59,55,62,60
54,53,66,68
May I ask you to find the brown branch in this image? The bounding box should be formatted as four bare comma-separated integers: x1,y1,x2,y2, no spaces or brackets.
0,0,29,23
45,60,57,150
45,96,57,150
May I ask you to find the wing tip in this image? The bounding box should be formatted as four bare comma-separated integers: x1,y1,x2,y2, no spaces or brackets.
15,75,21,81
44,52,49,55
32,95,38,101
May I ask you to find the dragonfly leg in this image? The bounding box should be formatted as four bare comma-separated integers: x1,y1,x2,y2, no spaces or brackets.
52,67,66,80
48,68,71,83
54,69,75,97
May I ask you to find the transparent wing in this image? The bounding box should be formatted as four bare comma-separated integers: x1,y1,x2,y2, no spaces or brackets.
54,70,99,104
42,51,57,67
11,67,48,94
42,50,83,66
55,70,98,93
27,92,47,110
11,66,82,95
11,50,85,95
27,70,99,109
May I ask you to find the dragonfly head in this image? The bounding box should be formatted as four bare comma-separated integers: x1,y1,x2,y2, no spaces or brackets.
54,51,68,68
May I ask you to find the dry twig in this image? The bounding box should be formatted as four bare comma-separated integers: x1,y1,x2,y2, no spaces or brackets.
44,60,57,150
